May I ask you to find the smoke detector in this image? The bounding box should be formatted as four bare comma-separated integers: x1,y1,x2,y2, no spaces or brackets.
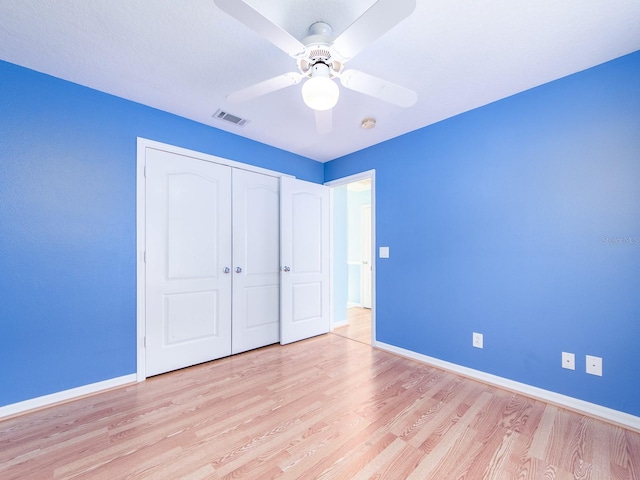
361,117,376,129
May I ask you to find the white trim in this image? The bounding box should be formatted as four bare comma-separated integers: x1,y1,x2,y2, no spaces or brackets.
136,137,294,381
360,204,372,309
0,374,136,419
136,139,147,382
328,186,336,328
324,170,375,188
325,170,376,345
375,341,640,432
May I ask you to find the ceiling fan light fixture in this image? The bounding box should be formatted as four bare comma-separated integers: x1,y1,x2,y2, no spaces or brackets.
302,63,339,111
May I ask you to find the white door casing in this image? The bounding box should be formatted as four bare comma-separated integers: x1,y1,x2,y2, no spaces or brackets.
324,169,376,345
361,204,372,309
145,148,232,377
231,169,280,354
280,176,331,344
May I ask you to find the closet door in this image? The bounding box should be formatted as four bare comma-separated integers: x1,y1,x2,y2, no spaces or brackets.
231,169,280,354
280,176,330,344
145,149,232,376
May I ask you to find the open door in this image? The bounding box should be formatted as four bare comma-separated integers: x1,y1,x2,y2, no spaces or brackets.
280,177,330,344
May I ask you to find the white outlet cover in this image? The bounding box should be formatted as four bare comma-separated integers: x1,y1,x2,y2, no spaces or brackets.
562,352,575,370
379,246,389,258
586,355,602,376
473,332,483,349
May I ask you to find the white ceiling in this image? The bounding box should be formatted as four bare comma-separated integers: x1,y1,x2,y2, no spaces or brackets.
1,0,639,162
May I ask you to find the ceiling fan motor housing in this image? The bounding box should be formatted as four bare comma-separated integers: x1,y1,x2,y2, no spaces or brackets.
298,22,343,76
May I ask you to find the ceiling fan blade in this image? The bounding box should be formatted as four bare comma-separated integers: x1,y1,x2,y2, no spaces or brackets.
214,0,306,57
315,109,333,135
226,72,302,103
340,69,417,108
331,0,416,61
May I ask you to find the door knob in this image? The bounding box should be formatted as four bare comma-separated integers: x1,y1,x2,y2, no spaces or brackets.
282,266,291,272
223,267,230,274
235,267,242,273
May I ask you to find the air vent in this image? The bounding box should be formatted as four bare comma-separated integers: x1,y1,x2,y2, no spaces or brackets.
213,109,249,127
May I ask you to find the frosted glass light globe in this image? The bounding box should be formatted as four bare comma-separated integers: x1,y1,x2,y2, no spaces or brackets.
302,74,339,111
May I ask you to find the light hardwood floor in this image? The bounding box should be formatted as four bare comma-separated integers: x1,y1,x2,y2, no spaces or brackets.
1,333,639,479
332,307,372,345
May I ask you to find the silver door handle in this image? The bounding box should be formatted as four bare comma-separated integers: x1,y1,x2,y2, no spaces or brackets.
235,267,242,273
282,266,291,272
223,267,230,274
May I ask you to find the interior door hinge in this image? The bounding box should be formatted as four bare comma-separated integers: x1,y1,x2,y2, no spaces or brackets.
143,165,147,177
143,251,147,263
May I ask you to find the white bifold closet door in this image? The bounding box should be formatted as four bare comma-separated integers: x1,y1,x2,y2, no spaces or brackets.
145,148,233,377
231,168,280,354
144,146,329,377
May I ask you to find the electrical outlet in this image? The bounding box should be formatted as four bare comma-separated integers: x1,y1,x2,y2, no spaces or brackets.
472,332,483,349
586,355,602,376
562,352,575,370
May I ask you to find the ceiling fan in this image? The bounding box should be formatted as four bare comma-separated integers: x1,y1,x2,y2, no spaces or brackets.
214,0,418,134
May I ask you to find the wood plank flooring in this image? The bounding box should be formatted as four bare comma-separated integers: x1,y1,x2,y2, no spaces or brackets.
1,333,639,479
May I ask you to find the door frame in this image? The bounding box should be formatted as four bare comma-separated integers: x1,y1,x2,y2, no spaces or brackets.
325,170,376,346
361,204,372,309
136,137,291,381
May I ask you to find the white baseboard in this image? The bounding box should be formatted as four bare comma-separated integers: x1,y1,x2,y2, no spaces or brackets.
0,374,137,420
332,320,349,329
375,341,640,432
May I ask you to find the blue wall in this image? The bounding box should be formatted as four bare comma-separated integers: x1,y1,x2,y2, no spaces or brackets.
325,51,640,416
2,49,639,418
0,60,322,407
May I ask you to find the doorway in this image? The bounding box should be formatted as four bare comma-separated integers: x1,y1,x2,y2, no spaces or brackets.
326,171,375,346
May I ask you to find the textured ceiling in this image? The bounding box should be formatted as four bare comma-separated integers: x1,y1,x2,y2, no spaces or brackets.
1,0,639,162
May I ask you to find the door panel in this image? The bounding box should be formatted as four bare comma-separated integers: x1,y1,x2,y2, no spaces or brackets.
165,172,220,279
292,193,323,273
164,291,220,343
292,283,322,321
280,177,330,344
146,148,232,376
232,169,280,354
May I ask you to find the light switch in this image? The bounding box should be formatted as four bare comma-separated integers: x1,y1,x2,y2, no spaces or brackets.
379,246,389,258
